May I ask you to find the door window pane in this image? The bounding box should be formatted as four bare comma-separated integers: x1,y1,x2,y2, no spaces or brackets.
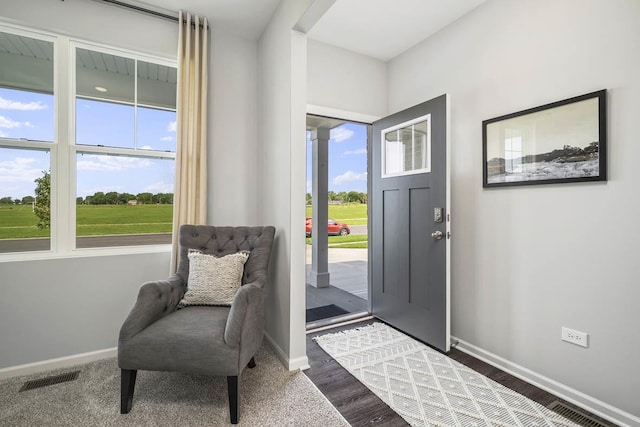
382,116,431,177
0,147,50,253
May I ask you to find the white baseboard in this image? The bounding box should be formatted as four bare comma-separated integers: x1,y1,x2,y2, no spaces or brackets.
264,332,310,371
452,336,640,427
0,347,117,381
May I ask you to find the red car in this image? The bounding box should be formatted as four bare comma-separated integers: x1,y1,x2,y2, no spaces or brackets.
306,217,350,237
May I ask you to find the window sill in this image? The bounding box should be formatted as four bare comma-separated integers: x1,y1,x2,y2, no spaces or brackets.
0,244,171,263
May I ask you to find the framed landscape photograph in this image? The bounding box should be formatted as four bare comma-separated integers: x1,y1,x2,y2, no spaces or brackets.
482,90,607,188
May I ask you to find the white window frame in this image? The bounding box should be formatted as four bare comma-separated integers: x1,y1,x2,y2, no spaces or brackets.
0,23,176,262
381,114,432,178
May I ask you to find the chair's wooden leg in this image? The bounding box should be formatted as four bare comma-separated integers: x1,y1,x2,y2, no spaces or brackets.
247,357,256,369
227,376,239,424
120,369,137,414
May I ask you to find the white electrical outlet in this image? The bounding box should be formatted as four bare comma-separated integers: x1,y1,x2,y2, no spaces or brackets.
562,327,588,348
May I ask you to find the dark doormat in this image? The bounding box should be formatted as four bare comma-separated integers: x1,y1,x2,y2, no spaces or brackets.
306,304,350,322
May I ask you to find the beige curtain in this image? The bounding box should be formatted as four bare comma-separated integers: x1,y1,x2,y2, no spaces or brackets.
171,11,209,273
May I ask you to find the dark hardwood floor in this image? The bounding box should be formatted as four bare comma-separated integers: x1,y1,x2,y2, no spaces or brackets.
304,319,617,427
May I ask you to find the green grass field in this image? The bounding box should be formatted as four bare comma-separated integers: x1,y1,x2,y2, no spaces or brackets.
305,203,367,225
0,204,172,239
2,202,368,248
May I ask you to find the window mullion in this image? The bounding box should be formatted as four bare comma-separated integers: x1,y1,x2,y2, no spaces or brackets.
134,59,138,150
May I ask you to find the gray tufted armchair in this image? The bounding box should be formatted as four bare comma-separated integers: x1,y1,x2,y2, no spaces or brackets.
118,225,275,424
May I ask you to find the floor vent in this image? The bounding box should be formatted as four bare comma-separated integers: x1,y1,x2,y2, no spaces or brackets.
547,401,613,427
19,370,81,392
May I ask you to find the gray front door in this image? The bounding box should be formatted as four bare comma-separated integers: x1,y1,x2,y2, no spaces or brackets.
371,94,450,352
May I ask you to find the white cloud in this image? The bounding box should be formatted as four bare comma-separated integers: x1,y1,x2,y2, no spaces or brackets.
0,130,7,138
0,157,42,184
330,127,354,143
0,96,47,111
343,148,367,156
0,115,27,129
168,121,177,132
306,180,312,194
140,145,154,150
333,171,367,185
144,181,173,193
160,136,174,142
77,155,152,171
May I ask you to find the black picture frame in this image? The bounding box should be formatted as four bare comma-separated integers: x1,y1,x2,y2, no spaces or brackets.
482,90,607,188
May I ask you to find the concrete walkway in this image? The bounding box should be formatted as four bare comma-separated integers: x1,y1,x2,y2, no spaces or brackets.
305,246,368,313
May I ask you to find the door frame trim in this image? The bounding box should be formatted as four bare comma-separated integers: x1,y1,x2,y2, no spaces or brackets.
445,94,451,351
307,104,380,124
305,104,376,317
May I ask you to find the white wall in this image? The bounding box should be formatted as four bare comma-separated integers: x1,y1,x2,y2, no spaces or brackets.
0,0,261,370
307,39,387,119
0,252,171,369
0,0,177,57
208,31,260,225
388,0,640,422
258,0,312,369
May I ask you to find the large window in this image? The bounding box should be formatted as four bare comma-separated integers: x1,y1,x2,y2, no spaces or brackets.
0,30,54,253
74,46,176,248
0,25,177,255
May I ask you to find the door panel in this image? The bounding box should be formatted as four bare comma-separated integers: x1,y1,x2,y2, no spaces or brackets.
372,94,449,352
382,189,401,298
409,187,429,309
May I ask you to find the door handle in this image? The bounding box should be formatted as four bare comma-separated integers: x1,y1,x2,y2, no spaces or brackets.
431,230,444,240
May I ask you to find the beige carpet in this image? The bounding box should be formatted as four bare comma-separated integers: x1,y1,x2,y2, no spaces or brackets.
0,344,348,426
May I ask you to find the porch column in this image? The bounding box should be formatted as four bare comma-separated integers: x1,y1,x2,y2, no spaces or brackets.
310,127,330,288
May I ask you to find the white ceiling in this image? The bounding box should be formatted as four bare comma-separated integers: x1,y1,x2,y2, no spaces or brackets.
308,0,487,61
130,0,485,60
128,0,282,39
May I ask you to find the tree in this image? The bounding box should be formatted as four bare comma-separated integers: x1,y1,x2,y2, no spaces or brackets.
346,191,362,203
76,196,84,205
105,191,119,205
92,192,106,205
156,193,173,204
306,193,312,205
136,192,153,204
118,193,136,204
0,197,12,205
34,171,50,229
22,196,35,205
327,191,336,201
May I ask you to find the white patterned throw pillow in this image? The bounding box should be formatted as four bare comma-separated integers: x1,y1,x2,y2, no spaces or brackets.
180,250,250,306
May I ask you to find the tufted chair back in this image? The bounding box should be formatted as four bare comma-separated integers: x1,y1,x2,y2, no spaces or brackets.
176,225,276,288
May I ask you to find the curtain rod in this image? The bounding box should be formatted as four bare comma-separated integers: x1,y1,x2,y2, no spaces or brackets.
85,0,208,29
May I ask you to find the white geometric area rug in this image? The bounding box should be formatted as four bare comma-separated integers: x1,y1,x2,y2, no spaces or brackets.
314,323,580,427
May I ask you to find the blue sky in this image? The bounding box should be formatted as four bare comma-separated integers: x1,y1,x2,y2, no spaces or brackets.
2,86,368,200
306,122,368,194
0,88,176,199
